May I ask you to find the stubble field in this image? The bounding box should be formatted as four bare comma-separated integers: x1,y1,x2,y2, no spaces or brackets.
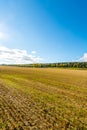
0,66,87,130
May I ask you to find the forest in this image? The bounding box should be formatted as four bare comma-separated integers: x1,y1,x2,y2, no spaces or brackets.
5,62,87,68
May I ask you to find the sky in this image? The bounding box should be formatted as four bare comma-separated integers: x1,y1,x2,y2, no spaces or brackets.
0,0,87,64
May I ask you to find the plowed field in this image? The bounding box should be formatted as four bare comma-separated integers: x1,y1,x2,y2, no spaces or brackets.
0,66,87,130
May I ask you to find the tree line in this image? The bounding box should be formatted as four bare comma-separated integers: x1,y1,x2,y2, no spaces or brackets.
5,62,87,68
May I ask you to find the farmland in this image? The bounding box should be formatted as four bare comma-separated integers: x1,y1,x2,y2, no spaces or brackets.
0,66,87,130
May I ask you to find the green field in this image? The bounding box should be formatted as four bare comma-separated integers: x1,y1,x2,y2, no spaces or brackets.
0,66,87,130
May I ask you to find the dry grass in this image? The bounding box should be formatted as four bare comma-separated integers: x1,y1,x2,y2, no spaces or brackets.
0,66,87,130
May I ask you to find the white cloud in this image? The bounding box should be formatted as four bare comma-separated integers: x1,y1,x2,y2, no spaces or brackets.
31,51,36,54
0,46,43,64
79,53,87,62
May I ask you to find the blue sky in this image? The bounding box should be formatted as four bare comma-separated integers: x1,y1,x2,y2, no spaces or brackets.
0,0,87,64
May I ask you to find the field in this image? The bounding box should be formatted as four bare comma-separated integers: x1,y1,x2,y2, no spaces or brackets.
0,66,87,130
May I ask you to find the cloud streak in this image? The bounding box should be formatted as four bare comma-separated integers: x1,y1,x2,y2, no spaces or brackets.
0,46,43,64
79,53,87,62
